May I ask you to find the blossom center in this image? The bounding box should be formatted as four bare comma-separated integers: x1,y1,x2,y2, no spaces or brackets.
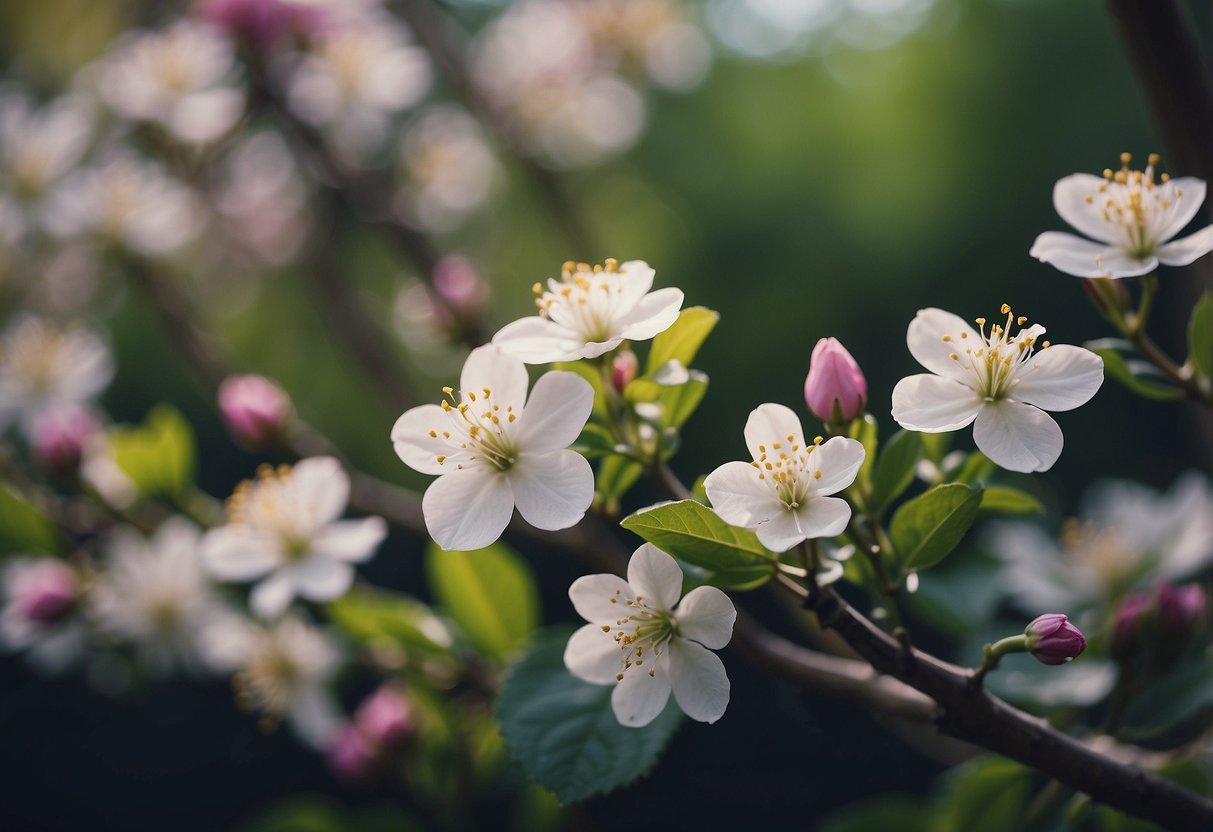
227,464,318,549
2,320,66,397
603,589,676,681
943,304,1048,400
750,433,823,510
429,385,519,471
532,258,627,343
1084,152,1181,260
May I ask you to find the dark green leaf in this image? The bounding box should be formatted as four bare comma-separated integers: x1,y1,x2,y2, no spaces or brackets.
821,797,933,832
570,424,620,459
937,757,1030,832
621,499,776,574
426,541,539,659
870,430,922,511
890,483,983,571
944,451,994,484
0,483,58,555
1187,292,1213,377
1087,340,1182,401
645,306,719,374
597,455,644,513
496,628,682,804
978,486,1044,515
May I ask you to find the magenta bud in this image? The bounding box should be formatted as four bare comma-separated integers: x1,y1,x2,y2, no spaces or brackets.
327,724,377,784
218,374,292,445
355,685,416,749
31,405,99,473
1111,591,1151,652
804,337,867,424
195,0,327,47
1156,583,1207,636
432,256,488,317
15,561,77,624
1025,613,1086,665
611,350,639,394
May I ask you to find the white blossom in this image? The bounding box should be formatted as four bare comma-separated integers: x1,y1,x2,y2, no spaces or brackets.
392,345,594,551
0,88,95,205
704,403,864,552
492,259,683,364
891,306,1103,473
201,457,387,619
564,543,736,727
0,558,86,673
396,105,498,233
1030,154,1213,278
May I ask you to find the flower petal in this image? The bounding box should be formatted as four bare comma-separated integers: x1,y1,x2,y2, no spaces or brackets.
392,404,470,475
617,287,685,342
310,517,387,563
742,402,805,462
1156,225,1213,267
513,371,594,453
568,572,636,622
972,401,1063,473
1030,231,1155,278
611,654,673,727
676,586,736,649
668,638,730,724
891,375,982,432
795,495,852,539
1012,345,1103,412
1155,178,1208,242
703,461,783,528
292,558,355,602
491,316,585,364
460,345,529,409
563,623,623,684
201,527,280,581
1052,173,1120,244
754,508,807,553
421,468,514,551
508,450,593,531
251,571,296,619
289,457,349,526
627,543,683,611
613,260,657,312
807,436,865,496
906,308,981,382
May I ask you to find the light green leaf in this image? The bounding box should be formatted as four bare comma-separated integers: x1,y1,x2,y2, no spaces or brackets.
425,540,539,660
570,423,620,459
657,371,708,429
1087,339,1182,401
621,500,776,585
328,587,454,655
109,404,195,497
870,429,922,511
944,451,994,485
890,483,983,571
848,414,878,492
978,486,1044,515
597,455,644,514
1187,292,1213,377
496,628,683,804
0,483,58,555
645,306,719,374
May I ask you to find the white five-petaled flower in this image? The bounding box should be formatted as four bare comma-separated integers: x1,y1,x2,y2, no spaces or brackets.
201,457,387,619
564,544,736,727
1030,153,1213,278
891,306,1104,474
392,345,594,551
703,403,865,553
491,259,683,363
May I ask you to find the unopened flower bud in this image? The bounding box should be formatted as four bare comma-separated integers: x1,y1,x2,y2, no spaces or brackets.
15,560,77,625
432,256,488,318
195,0,326,47
1156,583,1207,637
804,337,867,424
1110,591,1151,654
218,374,292,445
1025,613,1086,665
31,405,99,473
327,724,376,784
612,349,638,393
355,685,415,749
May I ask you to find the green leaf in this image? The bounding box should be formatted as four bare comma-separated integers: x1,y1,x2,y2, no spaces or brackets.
596,455,644,513
656,370,708,429
848,414,878,492
496,628,683,804
1088,339,1183,401
425,541,539,660
1120,658,1213,741
109,404,195,497
937,757,1030,832
645,306,719,374
1187,292,1213,377
870,429,922,511
328,588,454,655
890,483,983,571
240,798,426,832
978,486,1044,515
0,483,58,555
621,499,776,574
570,423,620,459
944,451,994,485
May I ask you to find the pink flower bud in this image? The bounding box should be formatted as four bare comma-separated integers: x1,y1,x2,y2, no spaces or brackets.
804,337,867,423
1111,591,1151,652
1156,583,1207,636
355,685,415,749
1025,613,1086,665
14,560,77,625
612,350,639,393
327,724,377,784
218,375,292,445
432,256,488,317
31,405,99,473
195,0,327,47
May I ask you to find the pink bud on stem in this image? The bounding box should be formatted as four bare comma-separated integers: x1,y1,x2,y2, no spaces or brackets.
804,337,867,425
218,375,292,446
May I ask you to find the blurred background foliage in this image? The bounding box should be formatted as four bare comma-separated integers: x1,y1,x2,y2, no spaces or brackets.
1,0,1210,830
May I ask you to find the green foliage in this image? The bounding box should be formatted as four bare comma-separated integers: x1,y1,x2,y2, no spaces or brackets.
1088,339,1183,401
596,455,644,515
1119,658,1213,741
889,483,983,571
327,587,454,656
425,540,539,660
240,798,424,832
978,486,1044,515
621,499,777,589
553,360,609,419
870,429,922,511
848,414,878,493
944,451,995,485
936,758,1031,832
819,797,933,832
1187,293,1213,378
109,404,196,497
496,627,683,804
655,370,708,430
645,306,719,374
905,551,1004,636
0,483,58,555
570,423,622,458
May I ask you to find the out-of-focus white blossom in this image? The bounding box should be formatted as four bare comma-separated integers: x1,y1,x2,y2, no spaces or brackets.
283,14,431,160
0,316,114,438
395,257,490,356
91,518,233,675
31,404,100,473
93,21,245,145
44,153,201,256
0,88,95,206
0,558,86,673
396,106,498,232
212,131,311,267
